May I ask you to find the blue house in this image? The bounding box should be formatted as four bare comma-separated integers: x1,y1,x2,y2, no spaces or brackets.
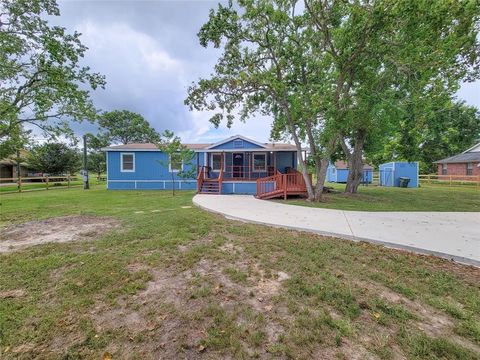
326,161,373,184
379,161,419,188
103,135,308,198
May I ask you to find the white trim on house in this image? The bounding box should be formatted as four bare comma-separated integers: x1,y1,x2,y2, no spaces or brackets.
252,152,267,172
120,152,135,172
210,152,225,172
462,142,480,153
205,135,267,150
103,147,298,153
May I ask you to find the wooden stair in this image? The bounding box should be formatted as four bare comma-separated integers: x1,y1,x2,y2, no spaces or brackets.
200,180,220,194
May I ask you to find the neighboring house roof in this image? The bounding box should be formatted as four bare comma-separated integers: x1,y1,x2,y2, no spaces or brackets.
0,149,32,167
102,139,298,152
434,142,480,164
332,160,373,170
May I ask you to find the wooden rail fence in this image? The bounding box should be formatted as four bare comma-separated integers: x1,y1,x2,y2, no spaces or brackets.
0,176,104,194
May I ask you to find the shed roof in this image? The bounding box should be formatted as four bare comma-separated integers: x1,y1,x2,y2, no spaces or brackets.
332,160,373,170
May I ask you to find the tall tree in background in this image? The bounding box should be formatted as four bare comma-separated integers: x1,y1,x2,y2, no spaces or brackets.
156,130,195,196
28,142,81,175
304,0,480,193
370,101,480,173
85,133,109,179
0,0,105,157
185,1,335,201
97,110,160,145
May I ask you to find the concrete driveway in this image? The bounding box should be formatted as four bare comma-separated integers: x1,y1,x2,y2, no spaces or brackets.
193,194,480,267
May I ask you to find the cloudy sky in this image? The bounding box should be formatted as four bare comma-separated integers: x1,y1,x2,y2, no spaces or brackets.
53,0,479,144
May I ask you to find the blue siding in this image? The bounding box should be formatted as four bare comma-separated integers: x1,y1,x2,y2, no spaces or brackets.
106,147,299,192
327,163,372,184
276,152,295,173
210,139,264,150
379,162,418,188
107,151,196,181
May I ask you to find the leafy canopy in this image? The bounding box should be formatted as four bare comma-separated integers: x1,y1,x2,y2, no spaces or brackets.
0,0,105,154
28,142,80,175
97,110,160,145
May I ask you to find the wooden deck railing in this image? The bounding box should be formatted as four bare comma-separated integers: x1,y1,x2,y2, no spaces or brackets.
197,166,206,193
256,170,311,199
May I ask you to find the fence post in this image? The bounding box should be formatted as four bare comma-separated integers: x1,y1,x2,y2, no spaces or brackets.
46,176,49,190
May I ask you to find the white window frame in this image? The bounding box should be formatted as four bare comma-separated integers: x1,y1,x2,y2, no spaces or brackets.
467,162,473,175
252,152,267,172
441,163,447,175
211,153,223,172
169,153,183,173
120,152,135,172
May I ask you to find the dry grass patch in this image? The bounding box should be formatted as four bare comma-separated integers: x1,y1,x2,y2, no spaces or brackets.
0,215,120,253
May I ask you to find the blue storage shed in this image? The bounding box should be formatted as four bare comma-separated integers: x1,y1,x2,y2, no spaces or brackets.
379,161,419,188
327,161,373,184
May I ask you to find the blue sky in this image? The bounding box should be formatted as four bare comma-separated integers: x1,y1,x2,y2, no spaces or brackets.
54,1,479,144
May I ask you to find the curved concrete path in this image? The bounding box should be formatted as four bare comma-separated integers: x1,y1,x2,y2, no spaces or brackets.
193,194,480,267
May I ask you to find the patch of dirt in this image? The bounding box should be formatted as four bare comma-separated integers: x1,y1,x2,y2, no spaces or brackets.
0,215,120,253
0,289,26,299
358,279,480,354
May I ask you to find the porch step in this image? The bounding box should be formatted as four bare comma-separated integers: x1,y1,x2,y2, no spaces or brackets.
200,180,220,194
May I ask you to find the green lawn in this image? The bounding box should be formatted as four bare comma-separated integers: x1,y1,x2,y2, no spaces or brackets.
0,188,479,359
278,183,480,212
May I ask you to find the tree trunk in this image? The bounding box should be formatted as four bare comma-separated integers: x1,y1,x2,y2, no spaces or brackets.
171,171,175,196
297,151,315,201
344,130,366,194
313,158,329,201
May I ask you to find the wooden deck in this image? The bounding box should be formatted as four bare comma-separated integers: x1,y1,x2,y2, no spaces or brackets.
255,170,310,199
197,166,310,198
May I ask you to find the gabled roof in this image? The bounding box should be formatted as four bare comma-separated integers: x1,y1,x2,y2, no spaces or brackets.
463,142,480,153
101,136,299,152
205,135,267,149
434,142,480,164
101,143,209,151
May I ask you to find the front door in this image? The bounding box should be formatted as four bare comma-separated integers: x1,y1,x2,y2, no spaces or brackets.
232,153,244,178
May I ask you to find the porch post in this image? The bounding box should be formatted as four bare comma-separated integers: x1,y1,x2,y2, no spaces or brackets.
248,152,251,180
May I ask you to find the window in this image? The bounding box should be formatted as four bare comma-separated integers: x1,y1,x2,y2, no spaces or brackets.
253,153,267,172
121,153,135,172
467,162,473,175
169,153,183,172
211,153,223,171
233,139,243,148
441,163,447,175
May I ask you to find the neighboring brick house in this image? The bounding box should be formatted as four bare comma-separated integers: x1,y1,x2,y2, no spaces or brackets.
434,142,480,178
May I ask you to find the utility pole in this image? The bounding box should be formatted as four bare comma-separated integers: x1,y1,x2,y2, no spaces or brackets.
83,135,90,189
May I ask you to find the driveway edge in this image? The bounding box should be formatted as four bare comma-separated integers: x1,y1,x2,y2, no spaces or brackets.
193,196,480,268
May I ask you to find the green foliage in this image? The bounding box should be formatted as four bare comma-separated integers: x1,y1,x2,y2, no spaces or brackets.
187,0,480,195
156,130,196,196
97,110,160,145
0,0,105,154
368,102,480,173
87,151,106,178
27,142,81,175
